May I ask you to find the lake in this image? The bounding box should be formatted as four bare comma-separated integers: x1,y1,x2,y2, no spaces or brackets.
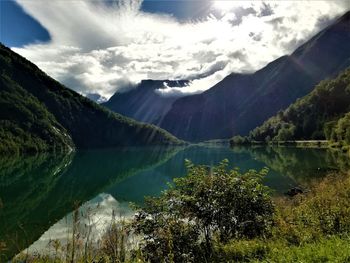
1,145,349,260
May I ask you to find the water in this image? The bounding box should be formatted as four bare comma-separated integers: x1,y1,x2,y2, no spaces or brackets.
0,145,349,260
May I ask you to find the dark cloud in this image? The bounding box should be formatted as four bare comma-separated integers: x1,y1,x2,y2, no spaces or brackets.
228,51,248,62
175,60,228,80
259,3,274,17
100,52,130,67
193,50,218,63
107,78,136,94
266,17,284,30
249,32,262,42
315,15,335,30
59,75,87,94
229,7,257,26
281,37,308,53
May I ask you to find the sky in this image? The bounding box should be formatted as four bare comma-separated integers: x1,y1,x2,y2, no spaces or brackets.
1,0,349,98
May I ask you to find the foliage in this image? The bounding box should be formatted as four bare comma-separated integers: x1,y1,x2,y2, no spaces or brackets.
241,68,350,144
0,43,182,154
0,74,73,154
6,161,350,262
274,123,296,141
100,221,130,263
216,236,350,263
275,173,350,244
215,171,350,262
327,112,350,145
132,160,274,262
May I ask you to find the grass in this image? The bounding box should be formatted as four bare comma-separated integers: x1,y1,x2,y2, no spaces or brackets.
260,236,350,263
7,169,350,262
217,236,350,263
215,171,350,262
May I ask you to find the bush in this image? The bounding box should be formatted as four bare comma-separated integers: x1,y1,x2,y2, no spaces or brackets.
132,160,274,262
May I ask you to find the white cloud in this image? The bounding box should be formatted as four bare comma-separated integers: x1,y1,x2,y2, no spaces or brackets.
13,0,349,98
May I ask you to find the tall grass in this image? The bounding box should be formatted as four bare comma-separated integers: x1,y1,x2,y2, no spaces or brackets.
10,170,350,262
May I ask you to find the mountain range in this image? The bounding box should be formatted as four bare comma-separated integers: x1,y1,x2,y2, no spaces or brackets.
1,11,349,154
104,11,350,142
157,11,350,141
0,44,182,154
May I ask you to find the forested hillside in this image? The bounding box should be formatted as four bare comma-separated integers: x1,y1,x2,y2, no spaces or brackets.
0,44,182,154
235,69,350,146
0,74,73,154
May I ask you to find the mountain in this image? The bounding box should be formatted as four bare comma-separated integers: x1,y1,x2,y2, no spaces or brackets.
245,68,350,143
159,11,350,142
0,44,182,154
102,80,189,125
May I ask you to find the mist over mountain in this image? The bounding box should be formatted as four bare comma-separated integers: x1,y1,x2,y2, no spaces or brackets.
85,93,107,104
103,80,189,125
158,11,350,141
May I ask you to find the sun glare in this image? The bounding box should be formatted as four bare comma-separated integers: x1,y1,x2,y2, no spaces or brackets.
213,1,239,12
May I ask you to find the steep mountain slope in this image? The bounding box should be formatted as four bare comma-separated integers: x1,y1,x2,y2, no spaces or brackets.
0,44,182,154
0,74,74,154
160,11,350,141
246,68,350,142
103,80,189,125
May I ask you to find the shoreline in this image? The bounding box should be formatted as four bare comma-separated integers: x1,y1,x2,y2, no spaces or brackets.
230,140,330,148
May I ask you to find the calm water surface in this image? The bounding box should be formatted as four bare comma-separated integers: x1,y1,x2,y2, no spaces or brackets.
1,145,349,260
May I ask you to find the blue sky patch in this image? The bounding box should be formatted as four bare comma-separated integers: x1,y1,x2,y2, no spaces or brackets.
0,0,50,47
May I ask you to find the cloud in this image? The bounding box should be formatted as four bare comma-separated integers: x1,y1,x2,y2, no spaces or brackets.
12,0,349,98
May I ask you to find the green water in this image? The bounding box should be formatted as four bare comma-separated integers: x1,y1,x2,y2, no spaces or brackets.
0,145,349,260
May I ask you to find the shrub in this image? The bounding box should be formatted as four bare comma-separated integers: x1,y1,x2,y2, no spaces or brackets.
132,160,274,262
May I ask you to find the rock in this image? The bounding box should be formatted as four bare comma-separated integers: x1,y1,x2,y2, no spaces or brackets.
285,186,304,197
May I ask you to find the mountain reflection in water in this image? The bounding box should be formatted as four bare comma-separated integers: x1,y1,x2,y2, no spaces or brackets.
1,145,349,261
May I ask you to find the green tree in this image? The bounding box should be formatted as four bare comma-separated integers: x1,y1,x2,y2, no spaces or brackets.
333,113,350,145
275,123,296,141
